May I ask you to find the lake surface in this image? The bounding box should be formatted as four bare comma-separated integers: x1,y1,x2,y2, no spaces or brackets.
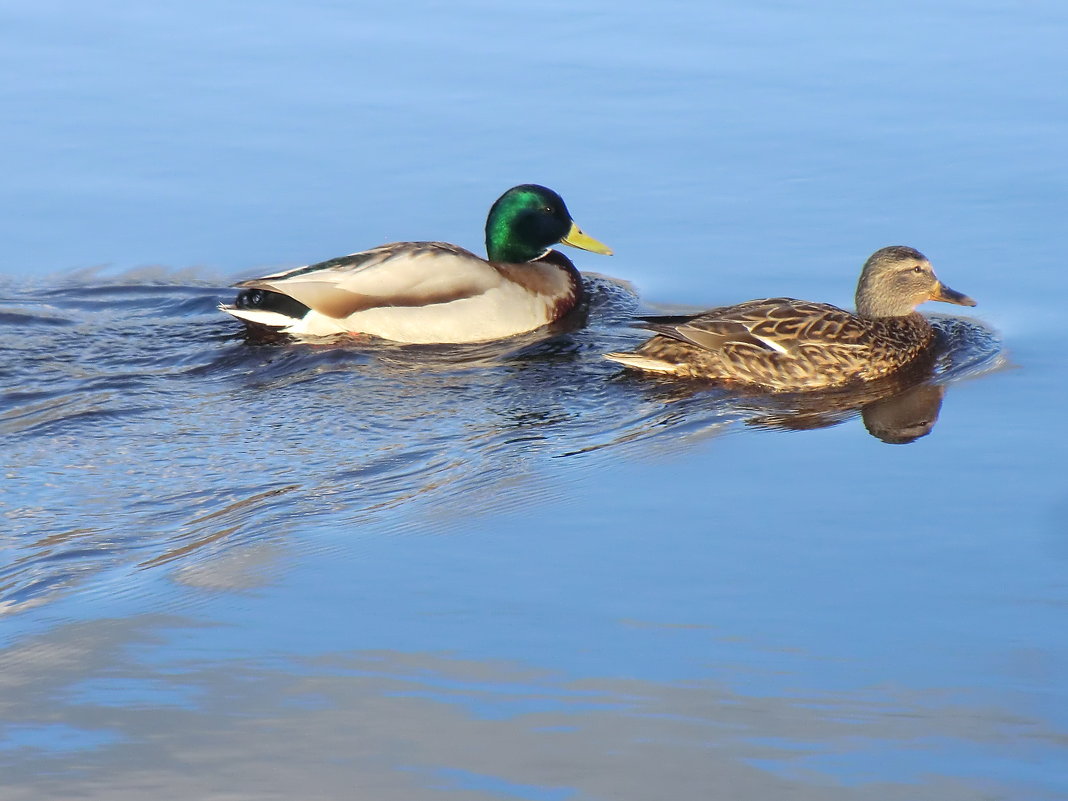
2,1,1067,799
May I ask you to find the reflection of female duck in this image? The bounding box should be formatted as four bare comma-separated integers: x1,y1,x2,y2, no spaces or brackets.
861,383,944,444
741,372,945,444
220,185,611,344
607,246,976,391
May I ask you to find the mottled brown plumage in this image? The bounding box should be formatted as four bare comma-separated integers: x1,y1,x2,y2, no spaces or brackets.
606,246,976,391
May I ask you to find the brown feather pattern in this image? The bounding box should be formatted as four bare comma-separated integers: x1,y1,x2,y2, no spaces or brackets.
606,246,975,391
615,299,936,391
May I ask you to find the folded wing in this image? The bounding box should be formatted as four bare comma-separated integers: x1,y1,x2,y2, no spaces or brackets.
640,298,871,356
235,242,501,319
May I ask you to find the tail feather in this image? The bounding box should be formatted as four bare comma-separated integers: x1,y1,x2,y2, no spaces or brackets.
218,304,294,328
233,287,311,318
604,352,682,374
220,287,312,329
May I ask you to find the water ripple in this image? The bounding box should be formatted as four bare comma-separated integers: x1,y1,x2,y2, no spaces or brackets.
0,272,1005,615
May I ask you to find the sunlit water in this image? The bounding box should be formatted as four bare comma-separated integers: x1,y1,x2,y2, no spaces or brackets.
0,272,1005,614
3,0,1067,799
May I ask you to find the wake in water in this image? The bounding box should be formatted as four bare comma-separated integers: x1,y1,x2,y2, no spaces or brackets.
0,270,1006,616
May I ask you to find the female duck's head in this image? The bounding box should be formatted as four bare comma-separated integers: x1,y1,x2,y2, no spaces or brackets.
485,184,612,263
855,246,976,318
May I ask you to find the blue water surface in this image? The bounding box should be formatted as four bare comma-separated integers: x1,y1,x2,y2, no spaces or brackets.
1,1,1066,799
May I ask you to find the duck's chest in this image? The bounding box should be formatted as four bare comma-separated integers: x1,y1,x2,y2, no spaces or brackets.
861,315,935,376
494,256,583,317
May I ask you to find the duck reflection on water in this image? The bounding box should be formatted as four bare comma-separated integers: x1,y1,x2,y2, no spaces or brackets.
607,315,1005,448
739,367,946,445
227,275,1002,453
615,355,943,445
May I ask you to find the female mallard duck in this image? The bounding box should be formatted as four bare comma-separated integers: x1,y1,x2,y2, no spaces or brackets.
605,246,976,391
219,184,612,343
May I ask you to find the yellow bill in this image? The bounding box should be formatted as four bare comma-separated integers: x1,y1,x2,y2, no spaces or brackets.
561,221,613,255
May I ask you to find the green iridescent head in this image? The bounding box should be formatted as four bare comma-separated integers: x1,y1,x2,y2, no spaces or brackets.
484,184,612,264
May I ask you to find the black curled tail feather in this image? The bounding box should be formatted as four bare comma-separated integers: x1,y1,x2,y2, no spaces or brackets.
234,288,311,319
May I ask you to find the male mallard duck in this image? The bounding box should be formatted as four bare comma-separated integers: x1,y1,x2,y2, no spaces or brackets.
605,246,976,391
219,184,612,343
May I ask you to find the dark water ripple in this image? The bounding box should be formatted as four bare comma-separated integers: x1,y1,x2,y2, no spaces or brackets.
0,273,1006,615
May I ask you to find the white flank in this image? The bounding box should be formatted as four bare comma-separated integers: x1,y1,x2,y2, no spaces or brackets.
291,282,559,343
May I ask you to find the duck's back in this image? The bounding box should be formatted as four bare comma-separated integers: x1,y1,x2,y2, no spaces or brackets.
220,243,584,344
608,298,936,390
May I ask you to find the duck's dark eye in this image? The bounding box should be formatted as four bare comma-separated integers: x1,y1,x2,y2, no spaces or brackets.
543,207,554,214
912,266,925,274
